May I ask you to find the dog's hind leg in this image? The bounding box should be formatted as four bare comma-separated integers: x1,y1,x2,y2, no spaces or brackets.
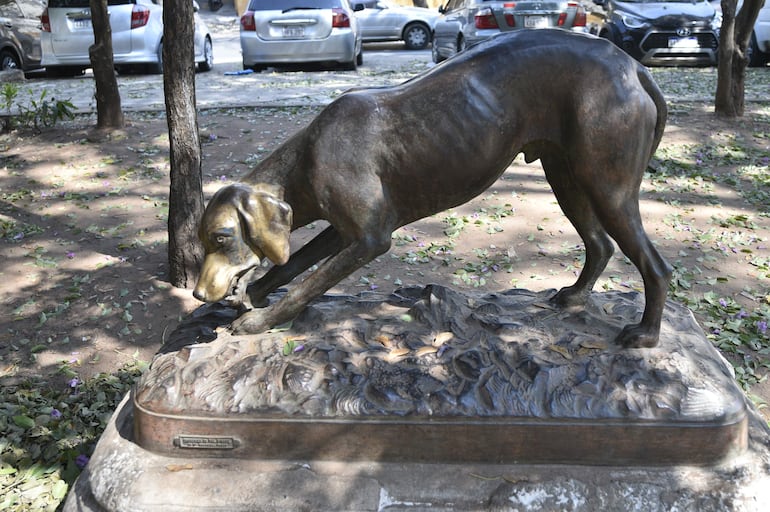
246,226,343,306
571,161,671,349
231,229,393,334
541,153,615,308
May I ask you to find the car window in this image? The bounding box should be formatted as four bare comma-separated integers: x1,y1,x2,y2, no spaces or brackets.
444,0,463,12
46,0,135,7
247,0,345,11
0,0,23,18
17,0,45,17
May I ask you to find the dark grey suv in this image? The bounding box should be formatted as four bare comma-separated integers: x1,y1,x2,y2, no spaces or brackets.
590,0,720,66
0,0,43,71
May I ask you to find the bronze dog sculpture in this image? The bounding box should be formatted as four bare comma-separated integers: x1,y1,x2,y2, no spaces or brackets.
193,29,672,348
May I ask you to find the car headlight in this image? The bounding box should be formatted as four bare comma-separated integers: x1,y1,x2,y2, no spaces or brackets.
619,13,648,29
711,12,722,31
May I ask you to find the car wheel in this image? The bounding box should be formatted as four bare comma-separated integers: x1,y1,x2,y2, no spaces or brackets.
747,32,767,68
45,66,85,78
356,49,363,66
198,37,213,72
149,42,164,74
431,36,445,63
341,57,357,71
457,36,467,55
403,23,430,51
599,26,620,48
0,49,20,71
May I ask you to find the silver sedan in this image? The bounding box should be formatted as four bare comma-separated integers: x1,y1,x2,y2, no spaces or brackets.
353,0,439,50
240,0,364,71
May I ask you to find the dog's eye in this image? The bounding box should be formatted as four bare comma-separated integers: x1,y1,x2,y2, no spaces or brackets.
216,235,226,245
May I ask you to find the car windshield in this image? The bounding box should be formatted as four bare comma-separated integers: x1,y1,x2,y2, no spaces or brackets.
248,0,343,10
47,0,134,6
618,0,704,3
17,0,46,17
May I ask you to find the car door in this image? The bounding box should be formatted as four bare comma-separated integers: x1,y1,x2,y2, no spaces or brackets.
434,0,466,55
0,0,43,68
356,1,400,39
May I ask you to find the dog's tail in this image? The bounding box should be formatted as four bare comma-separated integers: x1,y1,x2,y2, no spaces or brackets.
637,65,667,172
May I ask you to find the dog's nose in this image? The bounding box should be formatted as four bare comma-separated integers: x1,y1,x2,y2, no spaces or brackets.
192,288,206,302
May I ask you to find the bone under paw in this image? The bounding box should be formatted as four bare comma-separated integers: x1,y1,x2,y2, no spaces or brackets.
230,310,272,335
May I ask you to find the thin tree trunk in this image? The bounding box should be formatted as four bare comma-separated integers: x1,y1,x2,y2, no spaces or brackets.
164,0,204,288
89,0,123,129
715,0,763,118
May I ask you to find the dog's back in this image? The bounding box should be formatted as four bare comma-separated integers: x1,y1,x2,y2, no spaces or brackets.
288,29,664,229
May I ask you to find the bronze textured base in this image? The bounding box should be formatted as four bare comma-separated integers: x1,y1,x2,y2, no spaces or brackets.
133,286,747,466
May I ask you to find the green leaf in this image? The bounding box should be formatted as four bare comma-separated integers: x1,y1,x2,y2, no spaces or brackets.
13,415,35,429
51,479,68,500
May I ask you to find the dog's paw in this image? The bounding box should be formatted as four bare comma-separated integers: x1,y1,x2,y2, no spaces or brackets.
230,310,271,335
615,323,660,349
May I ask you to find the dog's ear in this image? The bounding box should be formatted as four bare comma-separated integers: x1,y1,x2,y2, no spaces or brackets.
238,190,293,265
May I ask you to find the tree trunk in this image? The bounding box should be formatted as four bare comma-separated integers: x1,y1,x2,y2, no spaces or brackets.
715,0,763,118
88,0,123,129
164,0,204,288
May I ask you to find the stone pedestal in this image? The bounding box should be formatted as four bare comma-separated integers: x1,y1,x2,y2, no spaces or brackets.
64,287,770,511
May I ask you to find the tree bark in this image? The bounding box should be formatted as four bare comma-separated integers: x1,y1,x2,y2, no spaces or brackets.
715,0,763,118
164,0,204,288
88,0,123,129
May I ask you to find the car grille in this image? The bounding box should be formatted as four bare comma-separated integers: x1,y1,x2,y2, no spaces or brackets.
641,31,718,51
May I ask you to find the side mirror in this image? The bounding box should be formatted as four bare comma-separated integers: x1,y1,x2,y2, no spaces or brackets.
353,3,365,11
438,5,446,14
193,1,200,12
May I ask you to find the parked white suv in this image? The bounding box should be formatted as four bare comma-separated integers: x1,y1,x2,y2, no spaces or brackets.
40,0,213,77
749,3,769,67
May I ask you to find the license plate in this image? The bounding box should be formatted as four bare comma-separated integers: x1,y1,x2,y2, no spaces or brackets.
524,16,548,28
282,26,305,38
668,36,699,49
72,18,91,29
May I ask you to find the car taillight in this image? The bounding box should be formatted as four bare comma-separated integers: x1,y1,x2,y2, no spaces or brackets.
559,3,586,27
572,4,587,27
240,11,256,31
475,8,499,30
332,8,350,28
503,0,516,25
41,8,50,32
131,5,150,29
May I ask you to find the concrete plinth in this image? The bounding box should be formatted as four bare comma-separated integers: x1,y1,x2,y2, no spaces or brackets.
65,392,770,511
63,288,770,511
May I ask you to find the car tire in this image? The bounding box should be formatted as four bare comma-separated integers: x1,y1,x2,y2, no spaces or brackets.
356,49,364,66
0,49,20,71
431,36,445,63
457,35,467,55
45,66,85,78
748,32,767,68
149,42,164,74
342,57,357,71
403,23,430,51
198,37,213,72
599,25,621,49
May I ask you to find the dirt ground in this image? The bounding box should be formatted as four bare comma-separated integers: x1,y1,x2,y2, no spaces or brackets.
1,103,769,418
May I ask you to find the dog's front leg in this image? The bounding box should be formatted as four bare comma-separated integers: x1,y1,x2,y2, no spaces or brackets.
231,232,391,334
246,226,342,307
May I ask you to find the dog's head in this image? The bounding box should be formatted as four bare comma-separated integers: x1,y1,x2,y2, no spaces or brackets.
193,184,292,302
